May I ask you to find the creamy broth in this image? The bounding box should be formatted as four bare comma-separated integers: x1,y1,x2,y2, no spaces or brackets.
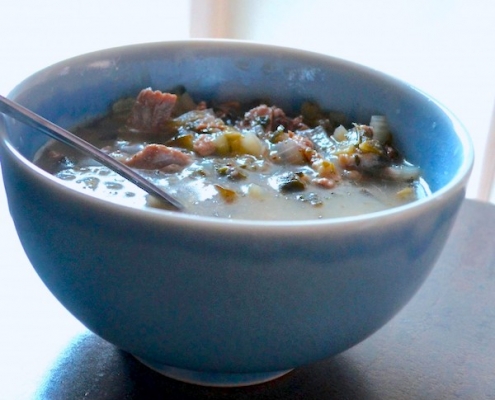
35,89,430,221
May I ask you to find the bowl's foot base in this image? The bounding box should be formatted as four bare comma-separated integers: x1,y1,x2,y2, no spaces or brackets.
135,356,292,387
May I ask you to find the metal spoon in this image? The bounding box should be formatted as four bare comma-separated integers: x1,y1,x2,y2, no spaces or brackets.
0,95,183,211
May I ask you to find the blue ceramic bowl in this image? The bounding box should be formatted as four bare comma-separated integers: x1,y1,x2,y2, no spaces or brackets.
0,40,473,386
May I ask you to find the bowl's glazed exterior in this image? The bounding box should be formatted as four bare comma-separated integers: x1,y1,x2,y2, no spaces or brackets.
0,41,472,386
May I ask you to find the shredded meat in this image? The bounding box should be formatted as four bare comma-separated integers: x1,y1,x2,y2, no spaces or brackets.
174,109,226,134
193,134,217,156
240,105,308,132
128,88,177,132
313,177,337,188
124,144,192,171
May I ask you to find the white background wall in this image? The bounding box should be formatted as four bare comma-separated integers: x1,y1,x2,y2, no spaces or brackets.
0,1,191,94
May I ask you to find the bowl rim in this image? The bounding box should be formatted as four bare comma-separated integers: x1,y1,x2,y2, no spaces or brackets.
1,39,474,231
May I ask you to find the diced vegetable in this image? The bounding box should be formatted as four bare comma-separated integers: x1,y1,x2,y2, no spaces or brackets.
333,125,348,142
396,186,415,199
240,131,265,157
370,115,391,144
312,159,338,179
214,184,237,203
297,192,323,206
216,164,247,181
246,183,267,200
212,132,230,155
277,172,307,193
166,133,194,150
358,140,383,155
385,164,421,181
272,139,306,164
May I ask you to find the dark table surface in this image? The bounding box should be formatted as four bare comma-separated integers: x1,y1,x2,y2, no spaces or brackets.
1,191,495,399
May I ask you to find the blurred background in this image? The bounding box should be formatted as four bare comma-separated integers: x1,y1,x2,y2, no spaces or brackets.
1,0,494,199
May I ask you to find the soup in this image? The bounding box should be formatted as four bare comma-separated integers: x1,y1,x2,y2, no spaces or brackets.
35,88,430,220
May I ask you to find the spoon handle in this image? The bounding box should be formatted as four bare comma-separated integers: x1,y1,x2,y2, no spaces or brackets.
0,95,183,210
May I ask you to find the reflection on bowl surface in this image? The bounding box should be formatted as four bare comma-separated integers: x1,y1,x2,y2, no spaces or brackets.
0,40,472,386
